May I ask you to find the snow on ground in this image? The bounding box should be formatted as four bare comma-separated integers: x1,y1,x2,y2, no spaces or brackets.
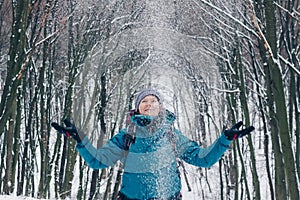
0,195,44,200
0,193,195,200
0,187,201,200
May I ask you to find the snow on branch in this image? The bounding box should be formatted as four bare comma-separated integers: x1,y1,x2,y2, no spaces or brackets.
211,87,240,93
278,55,300,75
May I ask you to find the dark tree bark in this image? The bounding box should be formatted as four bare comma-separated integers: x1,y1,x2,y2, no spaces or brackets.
264,0,299,198
0,0,29,194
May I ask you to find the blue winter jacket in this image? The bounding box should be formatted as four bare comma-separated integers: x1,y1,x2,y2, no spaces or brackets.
76,111,232,199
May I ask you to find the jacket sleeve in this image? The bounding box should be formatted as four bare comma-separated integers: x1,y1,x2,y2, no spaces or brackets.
76,129,127,169
175,129,232,168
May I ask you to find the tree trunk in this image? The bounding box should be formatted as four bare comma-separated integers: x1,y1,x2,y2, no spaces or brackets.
296,76,300,181
3,106,15,194
278,0,300,184
112,166,123,200
37,1,54,195
264,0,299,198
89,70,108,199
103,167,114,200
58,1,79,197
10,87,22,193
236,41,261,199
250,0,290,198
250,41,275,200
1,0,29,194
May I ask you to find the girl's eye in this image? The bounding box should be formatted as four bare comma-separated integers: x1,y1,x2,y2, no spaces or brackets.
141,99,157,104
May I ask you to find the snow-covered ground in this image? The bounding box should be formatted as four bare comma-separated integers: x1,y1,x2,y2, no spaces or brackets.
0,195,43,200
0,193,196,200
0,192,197,200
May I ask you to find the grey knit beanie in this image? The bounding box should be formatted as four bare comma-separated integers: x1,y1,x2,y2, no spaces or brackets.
135,89,161,112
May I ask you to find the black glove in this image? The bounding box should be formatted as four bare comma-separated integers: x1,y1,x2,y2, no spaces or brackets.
224,121,255,140
51,119,81,143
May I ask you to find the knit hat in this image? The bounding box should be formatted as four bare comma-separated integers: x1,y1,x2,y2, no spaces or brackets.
135,89,161,112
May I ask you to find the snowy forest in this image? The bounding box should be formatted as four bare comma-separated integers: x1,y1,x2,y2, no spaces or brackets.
0,0,299,199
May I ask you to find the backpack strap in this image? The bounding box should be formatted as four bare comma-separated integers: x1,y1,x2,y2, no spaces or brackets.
124,123,136,150
124,109,136,150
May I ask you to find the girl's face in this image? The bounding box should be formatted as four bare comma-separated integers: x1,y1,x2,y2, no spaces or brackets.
138,95,160,116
